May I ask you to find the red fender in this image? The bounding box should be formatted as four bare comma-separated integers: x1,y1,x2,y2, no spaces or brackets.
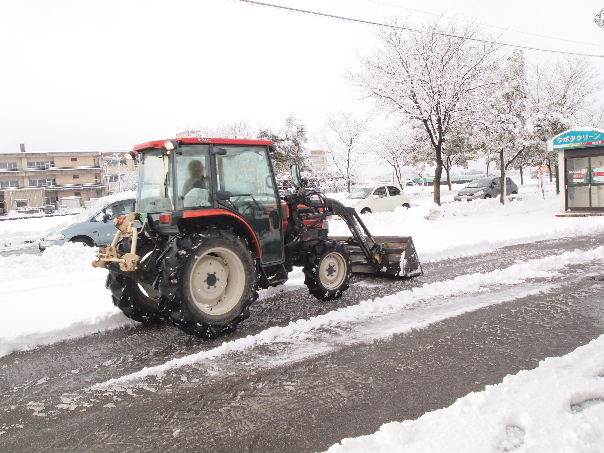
181,209,262,257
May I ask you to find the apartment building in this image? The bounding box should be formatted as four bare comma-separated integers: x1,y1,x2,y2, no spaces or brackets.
0,149,135,213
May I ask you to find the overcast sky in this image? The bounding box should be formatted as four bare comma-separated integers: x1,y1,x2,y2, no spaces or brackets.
0,0,602,153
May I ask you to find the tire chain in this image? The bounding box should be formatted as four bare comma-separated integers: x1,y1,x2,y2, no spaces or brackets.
158,229,258,339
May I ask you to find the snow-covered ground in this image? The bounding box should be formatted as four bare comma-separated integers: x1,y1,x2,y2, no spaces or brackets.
1,181,603,359
95,246,604,388
0,215,77,251
330,180,604,262
0,244,129,357
325,333,604,453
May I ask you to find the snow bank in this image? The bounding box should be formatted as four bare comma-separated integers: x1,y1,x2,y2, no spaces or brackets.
329,183,604,262
0,191,136,251
324,334,604,453
0,243,132,357
0,215,76,251
95,246,604,387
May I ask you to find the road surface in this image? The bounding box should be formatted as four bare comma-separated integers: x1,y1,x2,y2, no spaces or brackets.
1,235,603,452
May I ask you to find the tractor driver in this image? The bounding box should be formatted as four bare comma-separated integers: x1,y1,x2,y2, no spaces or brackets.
182,159,208,196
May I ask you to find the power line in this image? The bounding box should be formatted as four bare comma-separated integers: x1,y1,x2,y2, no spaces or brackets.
361,0,603,49
230,0,604,59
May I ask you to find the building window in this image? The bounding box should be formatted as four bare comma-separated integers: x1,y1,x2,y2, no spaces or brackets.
71,157,78,162
74,191,81,196
0,180,19,188
106,174,119,183
73,174,80,179
29,178,55,187
27,161,54,170
16,200,27,208
0,162,18,170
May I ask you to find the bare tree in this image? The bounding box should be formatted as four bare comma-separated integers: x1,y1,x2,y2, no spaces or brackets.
373,126,416,188
354,20,496,205
527,58,600,193
322,113,367,193
478,51,530,204
260,115,307,174
183,121,258,139
441,119,476,190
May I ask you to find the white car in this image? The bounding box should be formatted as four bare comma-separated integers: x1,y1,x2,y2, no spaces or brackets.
340,185,411,214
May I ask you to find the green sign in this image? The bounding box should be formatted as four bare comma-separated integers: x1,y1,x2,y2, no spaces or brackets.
552,129,604,150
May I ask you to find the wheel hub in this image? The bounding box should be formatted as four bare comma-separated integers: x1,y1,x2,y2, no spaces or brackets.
188,247,246,317
205,272,219,288
319,251,347,290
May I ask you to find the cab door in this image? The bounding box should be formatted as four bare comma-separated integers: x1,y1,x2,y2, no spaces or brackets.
214,145,284,264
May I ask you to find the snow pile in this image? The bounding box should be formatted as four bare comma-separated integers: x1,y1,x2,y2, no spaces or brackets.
0,215,75,251
95,246,604,387
329,184,604,262
0,243,132,357
325,334,604,453
0,191,136,251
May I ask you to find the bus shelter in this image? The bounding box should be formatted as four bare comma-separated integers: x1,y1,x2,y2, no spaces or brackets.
548,128,604,215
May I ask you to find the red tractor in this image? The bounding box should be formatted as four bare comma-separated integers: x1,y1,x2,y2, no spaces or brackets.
93,138,421,337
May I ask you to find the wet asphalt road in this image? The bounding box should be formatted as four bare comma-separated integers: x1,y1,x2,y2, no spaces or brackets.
1,235,603,452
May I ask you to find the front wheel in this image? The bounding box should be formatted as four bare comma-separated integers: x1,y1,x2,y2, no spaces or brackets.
360,207,372,214
402,203,411,209
304,241,352,301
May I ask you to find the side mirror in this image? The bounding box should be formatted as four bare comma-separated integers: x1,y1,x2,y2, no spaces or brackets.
290,164,304,189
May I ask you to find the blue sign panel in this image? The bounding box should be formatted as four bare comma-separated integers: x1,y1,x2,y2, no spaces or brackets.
553,129,604,150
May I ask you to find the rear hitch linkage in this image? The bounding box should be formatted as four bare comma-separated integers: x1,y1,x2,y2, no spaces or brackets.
92,213,141,272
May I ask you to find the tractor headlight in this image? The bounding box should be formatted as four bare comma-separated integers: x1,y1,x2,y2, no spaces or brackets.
44,232,65,241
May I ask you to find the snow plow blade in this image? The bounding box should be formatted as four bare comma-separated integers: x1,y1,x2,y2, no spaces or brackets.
324,198,422,278
333,235,422,277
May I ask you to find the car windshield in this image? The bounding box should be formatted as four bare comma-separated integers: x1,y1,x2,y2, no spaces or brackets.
466,178,493,189
348,188,372,199
137,150,174,213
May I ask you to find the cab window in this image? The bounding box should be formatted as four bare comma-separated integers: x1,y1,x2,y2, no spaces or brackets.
175,145,211,209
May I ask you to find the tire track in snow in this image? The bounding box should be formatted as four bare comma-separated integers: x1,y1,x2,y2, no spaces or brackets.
94,246,604,388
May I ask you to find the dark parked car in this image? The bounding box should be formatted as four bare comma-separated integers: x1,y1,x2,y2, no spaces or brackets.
454,177,518,201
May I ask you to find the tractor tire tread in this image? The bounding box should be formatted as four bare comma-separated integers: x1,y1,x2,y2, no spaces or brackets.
158,229,257,339
303,240,352,301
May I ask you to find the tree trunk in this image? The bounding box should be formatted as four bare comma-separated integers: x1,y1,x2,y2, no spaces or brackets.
499,149,505,205
519,165,524,185
547,159,553,182
486,160,490,176
394,165,403,188
445,165,452,191
555,164,560,195
434,158,443,206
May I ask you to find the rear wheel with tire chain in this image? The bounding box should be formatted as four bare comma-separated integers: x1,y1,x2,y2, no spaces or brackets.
159,230,257,338
106,237,161,323
304,241,352,301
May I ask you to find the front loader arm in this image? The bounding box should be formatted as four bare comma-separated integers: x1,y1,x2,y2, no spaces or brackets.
326,198,422,278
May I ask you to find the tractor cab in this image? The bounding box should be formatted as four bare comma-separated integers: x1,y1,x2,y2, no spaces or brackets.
134,138,284,264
